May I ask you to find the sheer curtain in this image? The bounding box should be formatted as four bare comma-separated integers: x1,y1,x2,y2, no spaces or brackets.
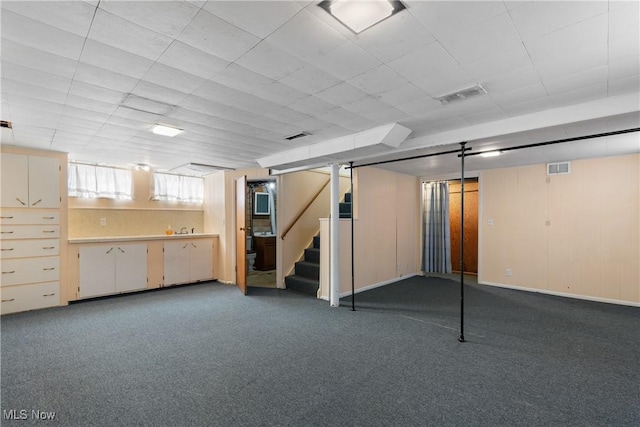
68,163,132,200
151,173,203,203
422,181,452,273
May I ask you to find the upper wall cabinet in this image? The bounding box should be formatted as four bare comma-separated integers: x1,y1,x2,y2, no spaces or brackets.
1,153,60,208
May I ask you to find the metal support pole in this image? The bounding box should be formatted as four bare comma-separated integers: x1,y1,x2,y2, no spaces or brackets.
329,163,340,307
350,162,355,311
459,142,466,343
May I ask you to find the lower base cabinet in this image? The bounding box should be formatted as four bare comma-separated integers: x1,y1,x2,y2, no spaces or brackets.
1,282,60,315
78,243,147,299
164,239,213,286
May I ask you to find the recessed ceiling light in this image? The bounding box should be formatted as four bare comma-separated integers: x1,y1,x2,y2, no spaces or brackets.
318,0,406,34
480,151,501,158
151,124,183,137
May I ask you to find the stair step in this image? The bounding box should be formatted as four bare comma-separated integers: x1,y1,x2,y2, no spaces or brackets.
304,247,320,264
295,261,319,280
313,235,320,249
344,192,351,203
339,202,351,214
339,212,352,218
285,275,319,296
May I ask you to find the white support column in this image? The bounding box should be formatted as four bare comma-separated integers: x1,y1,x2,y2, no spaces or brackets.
329,163,340,307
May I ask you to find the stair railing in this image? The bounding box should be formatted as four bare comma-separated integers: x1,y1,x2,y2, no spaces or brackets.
281,177,330,240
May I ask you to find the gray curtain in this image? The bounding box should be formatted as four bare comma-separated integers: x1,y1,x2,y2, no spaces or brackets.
422,181,452,273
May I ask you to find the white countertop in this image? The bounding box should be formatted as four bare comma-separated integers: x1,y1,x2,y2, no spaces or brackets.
69,233,219,244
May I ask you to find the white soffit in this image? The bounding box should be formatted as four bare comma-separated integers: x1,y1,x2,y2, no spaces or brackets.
257,122,411,168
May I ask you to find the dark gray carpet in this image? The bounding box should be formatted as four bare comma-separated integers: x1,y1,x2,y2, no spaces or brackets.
1,277,638,426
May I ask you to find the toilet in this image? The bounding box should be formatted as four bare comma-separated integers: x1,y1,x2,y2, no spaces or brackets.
246,236,256,273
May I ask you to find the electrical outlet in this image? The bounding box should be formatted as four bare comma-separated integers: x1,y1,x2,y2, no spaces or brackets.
488,219,494,226
506,268,512,277
100,218,107,226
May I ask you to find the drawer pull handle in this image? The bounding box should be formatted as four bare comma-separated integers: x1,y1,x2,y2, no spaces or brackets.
43,230,56,233
0,216,14,219
16,198,26,206
1,248,14,251
43,293,56,297
42,246,55,250
42,216,55,220
31,199,42,206
1,231,14,234
183,244,189,249
1,298,15,302
191,243,197,248
118,247,125,253
106,247,114,254
2,271,15,274
43,267,56,271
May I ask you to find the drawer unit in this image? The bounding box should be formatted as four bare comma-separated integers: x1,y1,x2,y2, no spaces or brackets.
0,210,59,225
0,239,60,259
1,282,60,315
1,256,60,287
0,225,60,239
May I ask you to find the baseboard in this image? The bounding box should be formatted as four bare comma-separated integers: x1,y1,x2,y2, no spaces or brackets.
478,280,640,307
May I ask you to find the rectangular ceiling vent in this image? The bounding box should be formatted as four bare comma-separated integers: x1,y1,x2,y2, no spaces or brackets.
436,85,487,105
285,132,310,141
547,161,571,175
1,120,13,128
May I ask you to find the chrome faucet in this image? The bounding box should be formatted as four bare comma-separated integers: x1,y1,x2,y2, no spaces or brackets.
180,227,188,234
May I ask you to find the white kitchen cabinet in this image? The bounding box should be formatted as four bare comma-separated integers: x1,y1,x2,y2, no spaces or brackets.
164,239,213,286
1,282,60,315
79,243,147,299
0,239,60,259
1,153,60,208
1,257,60,287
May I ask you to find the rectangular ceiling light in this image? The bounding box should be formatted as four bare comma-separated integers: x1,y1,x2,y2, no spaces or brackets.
151,124,183,137
318,0,406,34
480,151,501,158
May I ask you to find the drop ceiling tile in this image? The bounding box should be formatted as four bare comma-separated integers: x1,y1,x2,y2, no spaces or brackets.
211,64,275,94
315,83,368,105
1,62,72,93
267,9,349,63
533,50,608,82
62,105,112,124
609,57,640,81
235,41,308,81
608,76,640,97
58,115,104,131
509,1,608,40
8,107,60,129
342,96,389,116
5,95,64,115
609,33,640,65
0,40,78,79
106,115,151,131
88,9,173,61
99,0,200,38
4,78,68,105
317,107,376,131
177,9,261,62
543,67,608,96
2,10,85,60
121,94,174,115
377,84,428,108
438,12,525,66
481,66,541,95
2,0,95,36
142,63,207,95
65,94,119,115
362,107,408,124
347,65,407,95
111,106,161,124
280,65,342,95
55,123,98,137
69,81,126,105
503,97,554,117
95,124,141,139
203,0,302,39
394,96,442,117
80,39,154,79
461,106,509,125
491,82,548,107
288,96,335,116
157,41,230,80
261,107,312,129
352,10,435,63
462,45,533,83
74,63,139,93
254,82,311,106
309,41,381,81
131,81,189,106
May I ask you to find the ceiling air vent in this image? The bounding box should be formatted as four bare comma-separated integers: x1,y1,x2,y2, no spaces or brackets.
436,85,487,105
547,161,571,175
1,120,13,128
284,132,310,141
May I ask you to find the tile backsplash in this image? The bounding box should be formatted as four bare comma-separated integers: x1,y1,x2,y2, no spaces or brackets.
69,209,204,238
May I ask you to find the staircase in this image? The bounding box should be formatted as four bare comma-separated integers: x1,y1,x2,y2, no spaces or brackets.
285,192,351,296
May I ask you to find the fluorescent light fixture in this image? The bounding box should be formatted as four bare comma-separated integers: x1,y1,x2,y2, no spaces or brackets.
151,124,183,137
480,151,501,158
318,0,406,34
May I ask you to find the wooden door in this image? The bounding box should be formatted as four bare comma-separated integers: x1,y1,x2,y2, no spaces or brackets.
449,179,479,274
235,176,247,295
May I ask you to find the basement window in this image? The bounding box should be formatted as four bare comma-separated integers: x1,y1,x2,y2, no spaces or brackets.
151,172,204,204
68,163,132,200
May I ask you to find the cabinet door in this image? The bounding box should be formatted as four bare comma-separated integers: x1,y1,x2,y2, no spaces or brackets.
190,240,213,282
1,153,29,207
164,241,190,285
115,243,147,293
28,155,60,208
79,246,116,298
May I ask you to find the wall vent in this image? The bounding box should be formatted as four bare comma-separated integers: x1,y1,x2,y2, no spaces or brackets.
284,132,310,141
436,85,487,105
547,161,571,175
1,120,13,128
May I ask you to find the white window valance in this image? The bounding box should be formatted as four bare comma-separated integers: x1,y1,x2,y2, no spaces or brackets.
151,173,203,204
68,163,133,200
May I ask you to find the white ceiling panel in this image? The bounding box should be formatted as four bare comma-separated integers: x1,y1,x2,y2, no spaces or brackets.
608,76,640,97
288,96,335,116
280,64,342,95
99,0,200,38
2,0,95,36
212,63,275,93
68,81,126,105
177,9,261,62
130,81,189,106
254,81,308,106
347,65,408,95
461,45,533,83
309,41,381,81
543,67,608,96
73,63,139,94
88,9,173,61
203,0,302,39
1,62,72,94
315,82,368,105
0,40,78,79
235,41,308,81
481,66,542,95
157,41,230,80
80,39,154,79
2,10,86,60
142,63,207,95
64,94,119,115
